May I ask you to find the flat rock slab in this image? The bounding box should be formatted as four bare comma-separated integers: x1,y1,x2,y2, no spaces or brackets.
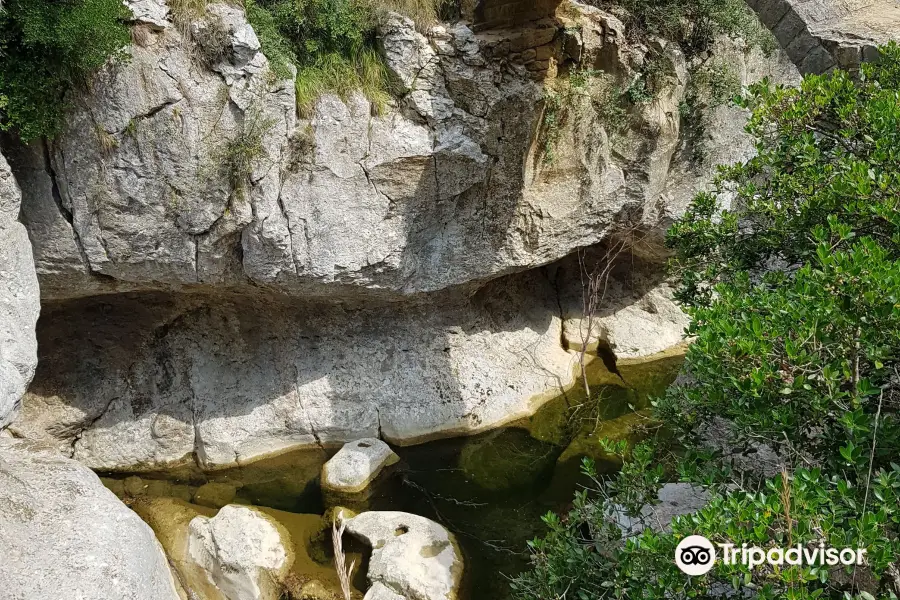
346,511,463,600
322,438,400,495
0,439,180,600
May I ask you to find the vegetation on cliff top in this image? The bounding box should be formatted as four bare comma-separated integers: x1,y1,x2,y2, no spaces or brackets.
246,0,451,115
515,43,900,600
0,0,130,140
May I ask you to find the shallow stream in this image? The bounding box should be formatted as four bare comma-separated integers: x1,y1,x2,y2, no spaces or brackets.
100,347,685,600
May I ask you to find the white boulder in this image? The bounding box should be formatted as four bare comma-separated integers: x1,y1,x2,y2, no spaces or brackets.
346,511,463,600
188,505,294,600
188,504,294,600
0,438,180,600
322,438,400,498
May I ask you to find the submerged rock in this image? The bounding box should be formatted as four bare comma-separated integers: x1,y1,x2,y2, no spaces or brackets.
322,438,400,508
188,505,294,600
0,439,180,600
365,582,408,600
346,511,464,600
548,409,664,493
193,481,239,509
457,428,559,493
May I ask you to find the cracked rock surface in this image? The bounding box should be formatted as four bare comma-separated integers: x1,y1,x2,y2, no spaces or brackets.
0,150,39,428
4,4,793,302
8,1,801,471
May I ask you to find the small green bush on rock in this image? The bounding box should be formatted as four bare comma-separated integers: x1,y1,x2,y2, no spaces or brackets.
0,0,131,140
246,0,447,113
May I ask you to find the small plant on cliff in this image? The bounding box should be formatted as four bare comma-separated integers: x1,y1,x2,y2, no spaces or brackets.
680,61,742,165
514,43,900,600
0,0,130,140
540,68,625,165
221,107,276,198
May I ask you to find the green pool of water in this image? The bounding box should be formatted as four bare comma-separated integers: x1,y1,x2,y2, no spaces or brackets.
100,348,685,600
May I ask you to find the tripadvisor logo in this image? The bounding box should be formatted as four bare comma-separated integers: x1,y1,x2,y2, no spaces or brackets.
675,535,867,576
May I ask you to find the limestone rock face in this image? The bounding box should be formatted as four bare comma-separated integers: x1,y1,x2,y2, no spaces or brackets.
747,0,900,73
0,439,181,600
6,4,788,302
0,151,39,429
8,2,801,471
188,505,294,600
322,438,400,505
347,511,464,600
13,268,575,471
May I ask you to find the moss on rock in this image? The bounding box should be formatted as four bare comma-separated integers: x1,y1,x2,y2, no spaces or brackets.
457,428,561,493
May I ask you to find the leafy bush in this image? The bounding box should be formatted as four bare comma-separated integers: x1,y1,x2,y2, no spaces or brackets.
514,43,900,600
513,460,900,600
245,0,448,112
0,0,130,140
590,0,776,56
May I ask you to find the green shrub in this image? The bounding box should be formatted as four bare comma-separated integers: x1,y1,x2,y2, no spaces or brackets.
0,0,131,140
261,0,373,68
221,108,276,198
589,0,776,56
513,459,900,600
245,0,452,113
514,43,900,600
244,0,296,79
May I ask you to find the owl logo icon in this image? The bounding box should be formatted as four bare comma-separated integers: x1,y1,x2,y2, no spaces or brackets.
675,535,716,575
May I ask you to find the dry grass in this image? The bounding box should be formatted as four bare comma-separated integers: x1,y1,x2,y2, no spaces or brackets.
131,24,154,47
365,0,446,31
331,511,355,600
193,15,231,66
167,0,208,25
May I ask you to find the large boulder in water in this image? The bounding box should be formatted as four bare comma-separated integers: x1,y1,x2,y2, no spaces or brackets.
346,511,464,600
0,438,181,600
188,504,294,600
